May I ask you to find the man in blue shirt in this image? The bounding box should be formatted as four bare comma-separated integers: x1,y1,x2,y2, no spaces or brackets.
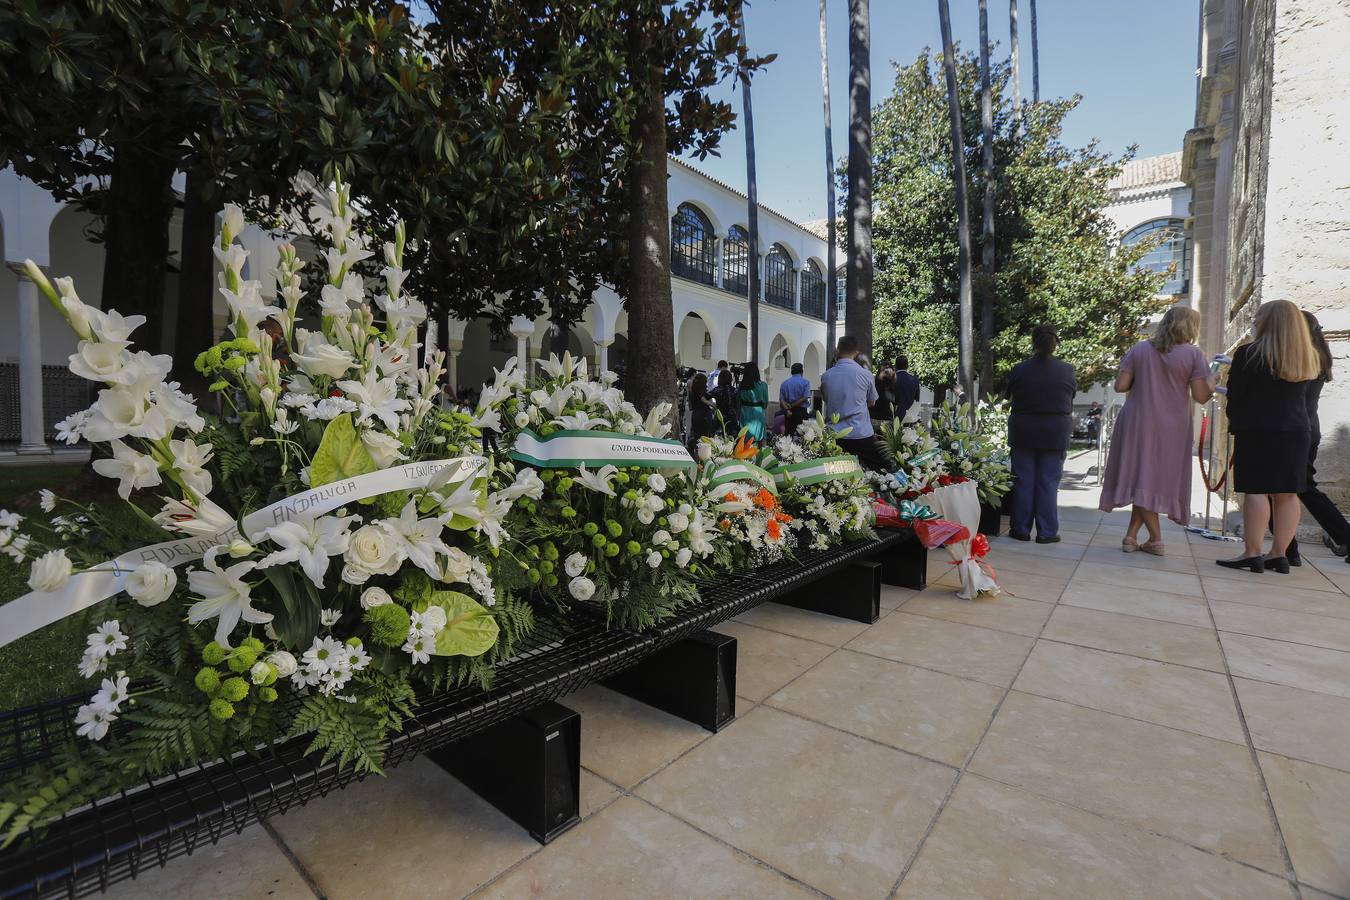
893,355,921,420
778,363,812,436
820,335,897,471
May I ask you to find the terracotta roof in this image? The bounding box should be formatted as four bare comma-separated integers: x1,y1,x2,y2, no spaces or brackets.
799,218,835,240
1109,152,1184,191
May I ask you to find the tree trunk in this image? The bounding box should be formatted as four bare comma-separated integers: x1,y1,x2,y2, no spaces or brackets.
739,9,761,366
819,0,839,361
624,15,677,417
1009,0,1021,129
174,167,219,396
102,140,178,355
978,0,996,397
938,0,975,402
1029,0,1040,103
844,0,872,359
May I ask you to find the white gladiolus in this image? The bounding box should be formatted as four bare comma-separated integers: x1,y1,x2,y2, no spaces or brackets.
125,561,177,606
169,437,214,498
82,386,172,443
28,549,74,593
91,440,162,500
220,203,246,241
292,333,357,379
360,586,393,610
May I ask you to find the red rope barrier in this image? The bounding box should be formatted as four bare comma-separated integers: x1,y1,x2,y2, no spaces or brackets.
1197,412,1232,493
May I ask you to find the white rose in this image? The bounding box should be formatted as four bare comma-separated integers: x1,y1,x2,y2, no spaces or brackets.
652,529,671,546
637,507,655,525
361,429,406,467
644,495,664,513
360,586,393,610
568,576,596,601
267,650,298,678
675,547,692,568
646,551,662,569
647,473,666,492
439,547,473,584
697,442,712,462
125,561,177,606
28,549,73,593
419,605,448,633
514,411,530,428
668,512,689,533
342,524,404,584
564,552,587,578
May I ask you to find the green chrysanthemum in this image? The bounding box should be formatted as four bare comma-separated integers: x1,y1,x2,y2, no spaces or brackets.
364,603,412,647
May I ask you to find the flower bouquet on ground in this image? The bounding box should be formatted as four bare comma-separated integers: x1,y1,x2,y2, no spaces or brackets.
926,478,999,599
0,177,537,842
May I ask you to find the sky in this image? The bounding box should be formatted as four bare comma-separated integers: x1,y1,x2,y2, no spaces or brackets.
687,0,1201,223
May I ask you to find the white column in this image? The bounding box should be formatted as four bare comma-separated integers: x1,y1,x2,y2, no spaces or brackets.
446,348,460,390
509,316,535,376
792,268,802,313
16,273,52,454
595,338,613,373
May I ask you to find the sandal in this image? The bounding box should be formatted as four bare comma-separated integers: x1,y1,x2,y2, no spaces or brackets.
1139,540,1165,556
1122,537,1139,553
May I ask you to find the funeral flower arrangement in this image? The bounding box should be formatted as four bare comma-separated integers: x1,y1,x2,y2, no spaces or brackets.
928,399,1013,506
877,414,944,496
770,416,876,549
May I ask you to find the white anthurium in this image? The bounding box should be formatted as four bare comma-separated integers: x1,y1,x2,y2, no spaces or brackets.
256,513,355,589
91,439,163,500
186,548,272,648
575,463,619,497
360,429,406,468
386,500,451,579
337,370,409,433
553,410,609,432
81,383,172,443
169,438,214,498
155,495,237,540
291,330,357,379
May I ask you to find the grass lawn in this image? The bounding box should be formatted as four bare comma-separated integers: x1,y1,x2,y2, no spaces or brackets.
1,464,95,710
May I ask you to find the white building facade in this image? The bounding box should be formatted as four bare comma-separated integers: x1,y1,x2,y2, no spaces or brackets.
1,157,836,451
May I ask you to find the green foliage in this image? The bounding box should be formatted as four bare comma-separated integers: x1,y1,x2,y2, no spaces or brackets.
289,674,414,776
870,50,1168,392
364,603,412,648
309,414,377,488
0,747,115,849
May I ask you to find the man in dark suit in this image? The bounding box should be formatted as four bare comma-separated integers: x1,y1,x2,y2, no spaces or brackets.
893,355,921,420
1005,326,1077,543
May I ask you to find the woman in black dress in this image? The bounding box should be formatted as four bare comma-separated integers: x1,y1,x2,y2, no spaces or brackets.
1286,311,1350,565
1219,300,1324,573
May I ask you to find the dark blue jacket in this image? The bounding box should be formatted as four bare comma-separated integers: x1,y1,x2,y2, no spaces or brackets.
894,370,921,419
1006,355,1077,451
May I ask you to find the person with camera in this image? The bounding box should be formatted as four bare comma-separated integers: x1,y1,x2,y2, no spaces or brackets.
820,335,897,471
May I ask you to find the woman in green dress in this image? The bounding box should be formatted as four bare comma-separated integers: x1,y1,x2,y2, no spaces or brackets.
737,362,769,443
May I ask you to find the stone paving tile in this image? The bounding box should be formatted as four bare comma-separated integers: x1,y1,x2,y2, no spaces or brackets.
1058,579,1214,628
1041,605,1225,671
1258,752,1350,897
103,825,313,900
1013,641,1246,744
1234,678,1350,774
1077,544,1200,573
1203,577,1350,620
1204,561,1341,593
474,796,820,900
984,550,1081,580
731,602,870,646
1220,632,1350,699
269,757,540,899
1072,560,1204,598
934,567,1069,603
879,584,918,610
1210,600,1350,653
902,588,1055,637
714,620,835,703
580,768,622,818
897,775,1293,900
564,686,710,789
638,706,954,900
969,692,1286,873
845,610,1034,687
767,649,1004,766
989,539,1087,562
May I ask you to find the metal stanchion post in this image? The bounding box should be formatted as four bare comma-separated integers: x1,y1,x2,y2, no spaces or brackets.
1221,432,1233,537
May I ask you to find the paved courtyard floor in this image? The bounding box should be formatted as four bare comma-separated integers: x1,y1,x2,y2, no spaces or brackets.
108,459,1350,900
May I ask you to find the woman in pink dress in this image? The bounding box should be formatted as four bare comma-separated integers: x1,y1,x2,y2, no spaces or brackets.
1099,307,1218,554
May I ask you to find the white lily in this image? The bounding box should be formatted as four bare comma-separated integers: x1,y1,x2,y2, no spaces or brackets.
156,495,237,539
337,370,409,433
91,440,163,499
536,352,577,380
469,406,502,432
256,513,354,589
292,330,356,379
386,499,451,578
553,410,610,431
187,548,271,648
575,463,619,497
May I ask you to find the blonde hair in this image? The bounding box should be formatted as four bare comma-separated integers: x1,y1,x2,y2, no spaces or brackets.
1150,306,1200,354
1250,300,1321,382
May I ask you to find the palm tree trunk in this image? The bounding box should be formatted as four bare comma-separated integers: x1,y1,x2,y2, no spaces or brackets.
844,0,872,358
624,13,677,417
1030,0,1040,103
819,0,839,360
978,0,996,396
938,0,975,402
739,7,761,366
174,167,220,396
1009,0,1021,129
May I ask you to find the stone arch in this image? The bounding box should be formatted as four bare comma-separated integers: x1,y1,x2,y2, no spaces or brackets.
669,197,724,237
803,340,826,384
727,322,749,364
457,317,515,394
676,311,717,369
765,332,796,390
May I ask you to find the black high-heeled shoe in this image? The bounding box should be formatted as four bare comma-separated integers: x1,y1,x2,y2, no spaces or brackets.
1263,556,1291,574
1217,556,1265,573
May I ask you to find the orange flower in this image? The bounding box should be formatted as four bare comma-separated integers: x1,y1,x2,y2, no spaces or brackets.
719,518,732,531
766,519,782,541
754,488,776,511
732,430,758,460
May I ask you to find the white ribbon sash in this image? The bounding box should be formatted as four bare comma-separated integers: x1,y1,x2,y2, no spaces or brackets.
769,455,864,486
0,456,484,648
510,429,695,469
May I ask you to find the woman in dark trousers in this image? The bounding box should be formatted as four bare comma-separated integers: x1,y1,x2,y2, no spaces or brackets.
873,366,896,426
684,371,717,454
1219,300,1322,574
1005,325,1077,543
1285,311,1350,564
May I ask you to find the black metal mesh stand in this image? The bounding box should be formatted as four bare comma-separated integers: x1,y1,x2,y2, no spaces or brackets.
0,530,918,898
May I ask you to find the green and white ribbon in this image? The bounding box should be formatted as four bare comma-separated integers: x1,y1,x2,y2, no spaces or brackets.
510,429,695,470
909,448,941,467
706,460,778,494
769,455,864,487
897,499,938,522
0,456,486,649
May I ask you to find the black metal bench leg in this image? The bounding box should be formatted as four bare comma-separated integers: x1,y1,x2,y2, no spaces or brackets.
427,702,580,844
979,502,1003,538
879,537,928,590
603,630,737,732
773,560,882,623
